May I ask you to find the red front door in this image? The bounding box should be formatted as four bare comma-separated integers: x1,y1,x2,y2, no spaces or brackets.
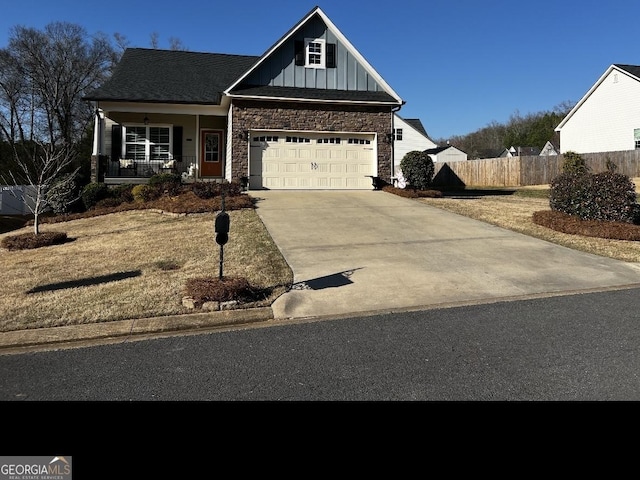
200,130,223,177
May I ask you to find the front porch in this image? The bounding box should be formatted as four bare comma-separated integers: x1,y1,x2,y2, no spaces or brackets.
98,155,200,185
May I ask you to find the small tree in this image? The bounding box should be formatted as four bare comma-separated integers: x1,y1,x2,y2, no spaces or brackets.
0,22,114,234
399,150,434,191
561,151,589,175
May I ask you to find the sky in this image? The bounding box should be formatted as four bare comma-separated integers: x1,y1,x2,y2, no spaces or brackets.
2,0,639,141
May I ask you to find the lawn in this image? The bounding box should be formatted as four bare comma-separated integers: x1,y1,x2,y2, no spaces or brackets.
3,178,640,334
418,179,640,263
0,202,293,333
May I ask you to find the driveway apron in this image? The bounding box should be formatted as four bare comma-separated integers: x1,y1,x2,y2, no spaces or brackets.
253,191,640,320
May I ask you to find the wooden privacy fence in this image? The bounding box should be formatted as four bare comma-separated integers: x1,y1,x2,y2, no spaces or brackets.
431,150,640,187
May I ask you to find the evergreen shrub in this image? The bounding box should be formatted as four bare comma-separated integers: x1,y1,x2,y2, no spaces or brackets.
399,151,434,191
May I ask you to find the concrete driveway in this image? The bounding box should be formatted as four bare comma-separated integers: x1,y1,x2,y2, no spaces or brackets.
253,190,640,320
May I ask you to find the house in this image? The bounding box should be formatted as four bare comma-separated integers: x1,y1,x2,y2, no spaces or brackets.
498,146,541,157
393,115,437,175
555,64,640,154
540,138,560,156
84,6,404,190
425,145,467,163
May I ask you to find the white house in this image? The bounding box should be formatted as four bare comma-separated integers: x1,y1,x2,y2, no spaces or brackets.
393,115,436,176
425,145,467,163
555,64,640,153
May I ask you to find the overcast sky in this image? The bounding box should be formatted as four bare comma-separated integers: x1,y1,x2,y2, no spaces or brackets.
2,0,638,140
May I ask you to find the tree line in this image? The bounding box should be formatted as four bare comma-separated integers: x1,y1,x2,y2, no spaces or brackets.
433,101,576,160
0,21,185,233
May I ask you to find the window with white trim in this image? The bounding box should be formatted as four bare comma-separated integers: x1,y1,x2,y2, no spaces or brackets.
394,128,403,141
305,38,325,68
124,125,172,160
635,128,640,149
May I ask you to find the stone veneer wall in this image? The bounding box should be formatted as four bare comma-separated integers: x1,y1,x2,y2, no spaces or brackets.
231,100,394,183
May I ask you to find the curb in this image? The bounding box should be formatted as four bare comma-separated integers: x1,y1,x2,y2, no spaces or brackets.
0,307,274,351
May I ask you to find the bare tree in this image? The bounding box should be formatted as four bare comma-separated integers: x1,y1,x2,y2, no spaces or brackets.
168,36,187,51
0,22,115,234
149,31,160,49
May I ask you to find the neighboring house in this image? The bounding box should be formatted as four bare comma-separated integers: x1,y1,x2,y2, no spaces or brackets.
555,64,640,154
499,146,541,157
393,115,437,176
540,139,560,156
425,145,467,163
84,6,404,190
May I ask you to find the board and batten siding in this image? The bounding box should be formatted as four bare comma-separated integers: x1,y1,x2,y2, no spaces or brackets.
244,15,384,93
560,68,640,153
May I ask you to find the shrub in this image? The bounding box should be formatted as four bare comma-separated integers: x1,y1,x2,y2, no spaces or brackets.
131,184,157,202
149,172,182,186
95,197,125,209
81,182,110,211
184,276,258,304
1,231,69,250
46,174,81,215
561,151,589,175
149,173,182,196
189,181,244,199
550,170,639,223
111,184,135,203
399,151,435,191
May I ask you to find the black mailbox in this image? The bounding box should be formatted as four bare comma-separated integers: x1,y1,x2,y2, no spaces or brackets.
215,211,230,245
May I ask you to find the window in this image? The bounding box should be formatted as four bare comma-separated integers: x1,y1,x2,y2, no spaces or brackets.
295,40,336,68
348,138,371,145
286,136,311,143
303,38,325,68
124,125,172,160
394,128,403,141
318,137,341,144
253,136,279,142
635,129,640,149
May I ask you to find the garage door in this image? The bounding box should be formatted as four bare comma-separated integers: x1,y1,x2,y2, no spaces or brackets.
249,132,376,190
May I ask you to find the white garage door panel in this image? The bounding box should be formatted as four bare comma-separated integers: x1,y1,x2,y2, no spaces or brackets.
250,132,375,190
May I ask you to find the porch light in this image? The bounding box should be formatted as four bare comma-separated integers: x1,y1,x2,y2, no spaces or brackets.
144,115,150,125
238,129,248,140
385,133,393,144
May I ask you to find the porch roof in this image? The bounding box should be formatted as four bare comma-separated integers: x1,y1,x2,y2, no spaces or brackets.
84,48,259,104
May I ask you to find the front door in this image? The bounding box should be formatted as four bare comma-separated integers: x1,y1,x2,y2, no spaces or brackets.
200,130,223,177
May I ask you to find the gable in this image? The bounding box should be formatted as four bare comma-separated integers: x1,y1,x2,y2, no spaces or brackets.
227,7,403,105
556,64,640,131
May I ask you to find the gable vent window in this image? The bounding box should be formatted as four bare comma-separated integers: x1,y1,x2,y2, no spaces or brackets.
394,128,403,141
295,39,336,69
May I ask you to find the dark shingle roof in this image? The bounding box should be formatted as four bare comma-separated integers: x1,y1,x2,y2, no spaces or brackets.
228,85,400,104
615,64,640,78
425,146,450,154
84,48,259,104
404,118,429,137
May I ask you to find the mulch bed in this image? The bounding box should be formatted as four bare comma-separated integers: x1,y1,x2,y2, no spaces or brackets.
533,210,640,241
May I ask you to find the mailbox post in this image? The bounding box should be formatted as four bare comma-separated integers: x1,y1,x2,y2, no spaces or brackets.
215,191,230,279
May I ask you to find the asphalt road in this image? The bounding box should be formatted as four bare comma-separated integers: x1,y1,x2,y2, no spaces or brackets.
2,286,640,401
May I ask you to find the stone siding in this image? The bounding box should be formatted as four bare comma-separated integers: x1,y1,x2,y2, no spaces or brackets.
231,100,394,182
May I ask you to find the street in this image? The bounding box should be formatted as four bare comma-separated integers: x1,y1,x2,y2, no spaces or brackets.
2,286,640,401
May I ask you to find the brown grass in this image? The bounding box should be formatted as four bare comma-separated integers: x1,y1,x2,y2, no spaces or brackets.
418,181,640,263
0,199,293,333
